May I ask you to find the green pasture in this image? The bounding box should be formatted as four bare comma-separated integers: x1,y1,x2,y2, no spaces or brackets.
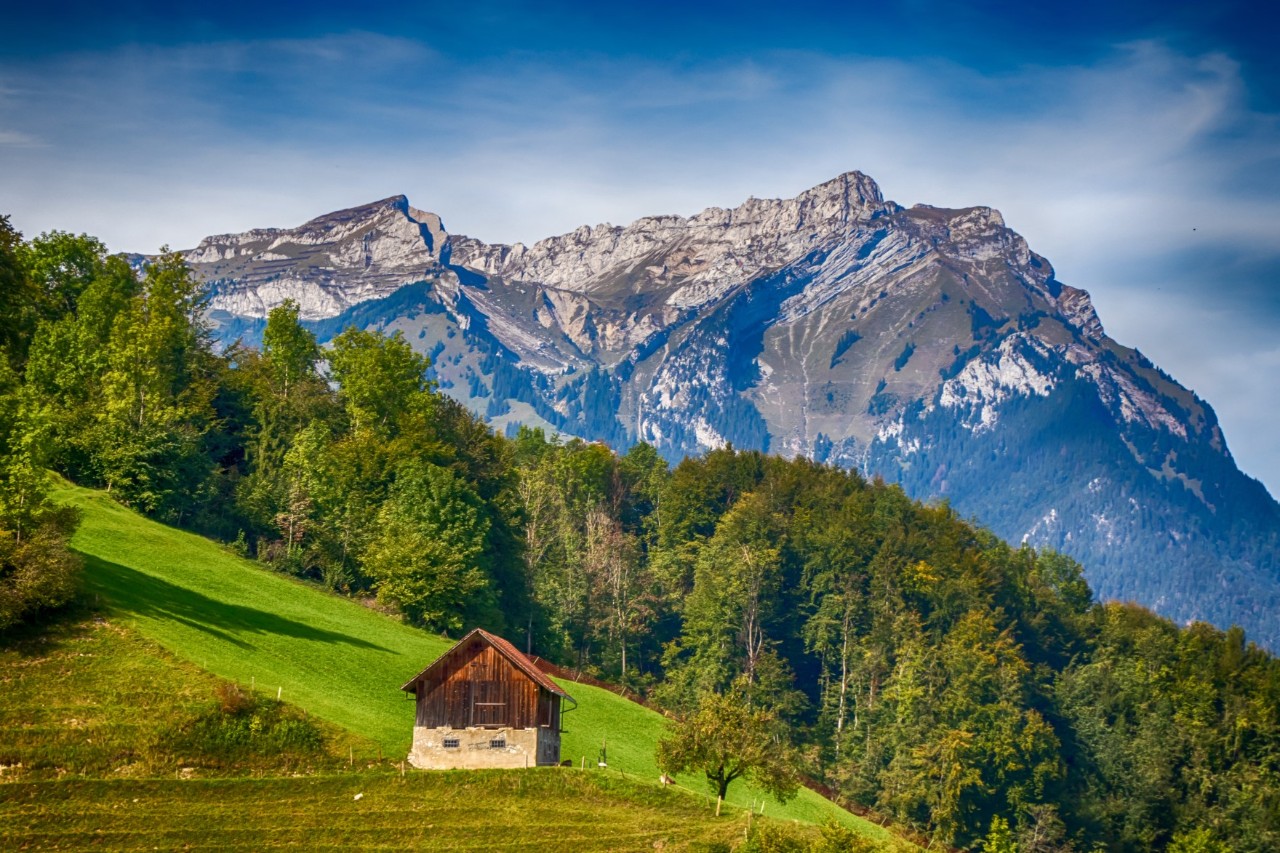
0,772,753,851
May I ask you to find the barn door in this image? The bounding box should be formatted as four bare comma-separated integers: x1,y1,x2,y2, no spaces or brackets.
472,680,506,727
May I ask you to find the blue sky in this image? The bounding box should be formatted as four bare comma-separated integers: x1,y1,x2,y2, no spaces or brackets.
2,1,1278,495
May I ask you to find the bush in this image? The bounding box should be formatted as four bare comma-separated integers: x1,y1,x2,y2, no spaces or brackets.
215,682,255,715
741,821,899,853
815,822,886,852
164,683,325,764
0,506,82,631
741,823,810,853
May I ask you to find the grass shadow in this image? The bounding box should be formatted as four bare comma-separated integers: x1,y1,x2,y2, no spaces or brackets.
80,554,395,653
0,596,103,657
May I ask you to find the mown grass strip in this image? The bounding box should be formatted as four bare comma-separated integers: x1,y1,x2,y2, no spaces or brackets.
0,772,747,852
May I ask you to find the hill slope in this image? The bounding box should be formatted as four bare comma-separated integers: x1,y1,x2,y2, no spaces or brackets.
47,479,887,834
0,614,794,851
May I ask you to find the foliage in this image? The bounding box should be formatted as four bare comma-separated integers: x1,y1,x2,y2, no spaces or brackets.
982,816,1017,853
362,459,496,632
0,508,81,630
164,683,326,764
511,428,657,675
0,352,82,630
327,326,432,436
741,821,911,853
0,215,40,367
657,681,800,802
18,236,225,529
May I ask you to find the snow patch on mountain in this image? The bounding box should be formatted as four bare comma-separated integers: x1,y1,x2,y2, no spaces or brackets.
693,418,727,450
1078,362,1188,438
937,335,1055,431
1022,507,1060,544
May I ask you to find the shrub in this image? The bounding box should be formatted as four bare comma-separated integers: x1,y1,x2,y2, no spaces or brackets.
741,823,810,853
0,506,83,631
214,682,255,715
164,684,325,764
742,821,898,853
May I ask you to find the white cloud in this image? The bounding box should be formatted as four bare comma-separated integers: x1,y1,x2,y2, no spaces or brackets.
0,129,40,146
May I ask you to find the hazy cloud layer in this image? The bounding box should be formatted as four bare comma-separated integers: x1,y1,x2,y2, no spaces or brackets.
1,31,1276,494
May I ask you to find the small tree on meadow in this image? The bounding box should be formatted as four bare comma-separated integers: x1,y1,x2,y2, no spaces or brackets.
656,681,799,805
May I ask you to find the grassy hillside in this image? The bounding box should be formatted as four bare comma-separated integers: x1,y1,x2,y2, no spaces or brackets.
0,611,813,852
46,480,896,838
0,608,369,781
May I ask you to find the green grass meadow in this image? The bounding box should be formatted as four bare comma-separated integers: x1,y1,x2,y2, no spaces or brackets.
1,480,905,846
1,772,753,851
0,608,370,781
54,481,449,751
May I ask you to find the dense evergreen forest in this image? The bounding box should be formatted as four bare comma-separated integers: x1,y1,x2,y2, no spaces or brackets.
2,218,1279,851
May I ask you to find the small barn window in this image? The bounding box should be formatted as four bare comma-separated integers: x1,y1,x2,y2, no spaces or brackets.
490,737,506,749
442,737,460,749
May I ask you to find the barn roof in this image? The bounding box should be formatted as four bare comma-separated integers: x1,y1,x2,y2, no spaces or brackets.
400,627,573,700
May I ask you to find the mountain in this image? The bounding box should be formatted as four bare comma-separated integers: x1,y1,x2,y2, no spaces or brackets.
181,173,1280,649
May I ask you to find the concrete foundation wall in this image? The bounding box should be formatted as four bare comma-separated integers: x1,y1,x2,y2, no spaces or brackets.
408,726,560,770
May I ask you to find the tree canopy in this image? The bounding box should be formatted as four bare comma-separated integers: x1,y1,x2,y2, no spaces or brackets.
657,681,800,803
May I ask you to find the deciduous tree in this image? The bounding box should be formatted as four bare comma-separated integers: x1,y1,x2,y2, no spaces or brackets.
656,680,800,803
362,460,497,633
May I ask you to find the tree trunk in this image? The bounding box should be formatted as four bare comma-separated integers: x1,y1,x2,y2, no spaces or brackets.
836,616,850,751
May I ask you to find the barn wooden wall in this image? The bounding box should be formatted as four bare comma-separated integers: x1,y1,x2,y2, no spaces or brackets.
414,639,559,730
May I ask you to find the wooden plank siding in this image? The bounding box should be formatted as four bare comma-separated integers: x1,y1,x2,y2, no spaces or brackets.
414,639,550,730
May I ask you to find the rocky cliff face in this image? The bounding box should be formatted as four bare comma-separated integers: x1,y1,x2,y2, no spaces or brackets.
192,195,448,320
186,172,1280,649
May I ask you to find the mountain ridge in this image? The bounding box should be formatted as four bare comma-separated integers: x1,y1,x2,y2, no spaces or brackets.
177,171,1280,649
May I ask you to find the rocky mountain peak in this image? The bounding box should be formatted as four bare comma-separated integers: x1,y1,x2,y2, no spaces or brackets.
1056,284,1106,341
446,173,898,312
291,194,417,239
187,169,1280,649
795,169,886,216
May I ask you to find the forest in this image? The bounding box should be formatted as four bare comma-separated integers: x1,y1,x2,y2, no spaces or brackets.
2,218,1278,851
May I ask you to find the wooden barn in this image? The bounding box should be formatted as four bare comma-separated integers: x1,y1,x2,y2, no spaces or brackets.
400,628,575,770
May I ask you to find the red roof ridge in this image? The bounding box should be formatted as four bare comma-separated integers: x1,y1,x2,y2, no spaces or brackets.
400,627,573,701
